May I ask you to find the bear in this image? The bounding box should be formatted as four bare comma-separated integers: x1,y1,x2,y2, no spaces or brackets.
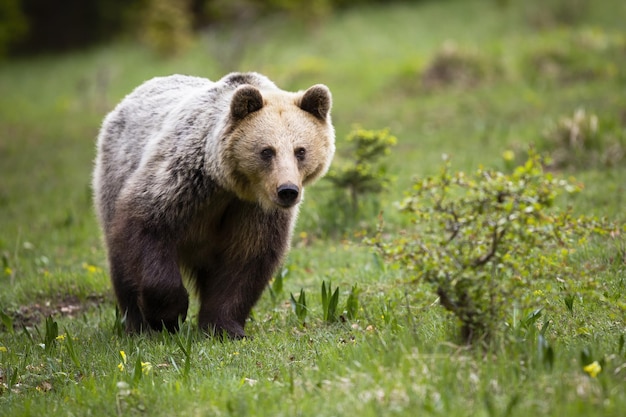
92,72,334,337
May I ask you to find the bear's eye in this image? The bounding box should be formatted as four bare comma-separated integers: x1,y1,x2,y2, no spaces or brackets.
295,147,306,161
260,147,275,161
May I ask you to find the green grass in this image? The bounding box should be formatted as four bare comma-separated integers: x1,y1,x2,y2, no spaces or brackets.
1,0,625,415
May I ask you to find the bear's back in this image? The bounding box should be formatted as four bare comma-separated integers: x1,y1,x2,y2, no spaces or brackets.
93,75,216,227
100,74,212,161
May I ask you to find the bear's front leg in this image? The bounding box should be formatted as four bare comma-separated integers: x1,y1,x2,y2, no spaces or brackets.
107,250,145,333
108,217,189,333
138,238,190,332
196,254,278,338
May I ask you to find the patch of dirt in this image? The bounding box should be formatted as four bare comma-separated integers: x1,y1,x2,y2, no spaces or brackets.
3,294,107,330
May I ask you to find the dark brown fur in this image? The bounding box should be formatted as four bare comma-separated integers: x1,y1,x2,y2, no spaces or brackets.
107,190,290,337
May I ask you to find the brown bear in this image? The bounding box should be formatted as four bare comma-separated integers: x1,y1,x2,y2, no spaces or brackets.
92,72,334,337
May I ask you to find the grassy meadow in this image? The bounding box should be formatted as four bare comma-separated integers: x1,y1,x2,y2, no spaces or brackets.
1,0,625,415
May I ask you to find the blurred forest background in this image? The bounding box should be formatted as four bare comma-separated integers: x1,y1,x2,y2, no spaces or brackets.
1,0,418,57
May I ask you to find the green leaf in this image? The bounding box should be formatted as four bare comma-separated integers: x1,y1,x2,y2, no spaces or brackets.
321,281,340,323
133,352,143,384
43,315,58,352
64,328,81,368
522,308,543,329
564,294,575,313
345,284,360,320
0,310,14,335
290,290,307,322
580,346,592,366
269,267,287,302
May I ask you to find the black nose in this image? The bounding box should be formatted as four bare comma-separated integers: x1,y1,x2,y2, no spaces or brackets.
277,184,299,206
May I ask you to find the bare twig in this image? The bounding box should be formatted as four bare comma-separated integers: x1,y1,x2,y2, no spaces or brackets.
472,226,505,267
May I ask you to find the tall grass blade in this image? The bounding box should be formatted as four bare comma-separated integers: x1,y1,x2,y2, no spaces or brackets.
0,310,14,335
290,290,307,322
43,316,58,352
64,327,81,368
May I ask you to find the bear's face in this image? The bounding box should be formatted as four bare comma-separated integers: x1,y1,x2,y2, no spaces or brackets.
222,84,335,211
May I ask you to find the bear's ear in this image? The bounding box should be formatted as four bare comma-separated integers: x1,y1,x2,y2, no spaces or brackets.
230,85,264,120
299,84,332,120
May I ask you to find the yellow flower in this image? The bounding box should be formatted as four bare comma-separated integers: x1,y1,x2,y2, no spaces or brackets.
583,361,602,378
82,263,101,274
56,334,66,341
502,150,515,162
4,267,12,276
0,346,7,352
118,350,127,371
141,361,152,375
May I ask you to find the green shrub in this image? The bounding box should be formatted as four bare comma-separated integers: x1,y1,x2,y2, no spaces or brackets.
523,0,591,28
540,108,625,169
323,127,397,235
369,151,610,345
421,42,500,90
523,29,626,85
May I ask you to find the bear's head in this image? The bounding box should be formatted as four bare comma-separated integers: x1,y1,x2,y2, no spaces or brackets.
222,83,335,211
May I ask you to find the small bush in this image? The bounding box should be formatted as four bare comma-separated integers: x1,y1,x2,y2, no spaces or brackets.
523,29,625,85
526,48,599,84
421,42,500,90
322,127,397,235
540,108,625,169
369,151,610,345
523,0,591,28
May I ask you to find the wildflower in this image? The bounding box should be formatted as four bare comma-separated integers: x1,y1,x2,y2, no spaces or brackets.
118,350,127,372
82,263,101,274
141,362,153,375
0,346,7,352
56,334,66,341
502,150,515,162
4,267,12,276
583,361,601,378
